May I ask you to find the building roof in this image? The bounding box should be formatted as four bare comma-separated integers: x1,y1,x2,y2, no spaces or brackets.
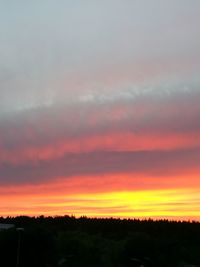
0,223,15,230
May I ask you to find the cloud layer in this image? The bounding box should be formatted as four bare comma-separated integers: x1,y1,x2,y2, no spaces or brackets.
0,1,200,218
0,87,199,186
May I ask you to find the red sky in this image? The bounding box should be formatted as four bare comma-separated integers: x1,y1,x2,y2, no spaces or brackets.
0,1,200,220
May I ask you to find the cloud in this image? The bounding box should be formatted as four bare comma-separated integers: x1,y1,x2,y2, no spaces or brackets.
0,147,200,186
0,85,199,166
0,0,200,113
0,0,200,210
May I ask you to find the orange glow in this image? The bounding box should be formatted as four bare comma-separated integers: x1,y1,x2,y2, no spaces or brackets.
1,173,200,221
1,188,200,221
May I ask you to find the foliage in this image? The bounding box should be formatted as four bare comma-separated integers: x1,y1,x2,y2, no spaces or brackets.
0,216,200,267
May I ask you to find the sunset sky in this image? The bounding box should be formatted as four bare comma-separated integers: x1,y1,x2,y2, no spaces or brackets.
0,0,200,220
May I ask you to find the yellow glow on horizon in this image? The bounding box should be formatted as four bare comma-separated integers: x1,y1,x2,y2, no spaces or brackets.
1,188,200,221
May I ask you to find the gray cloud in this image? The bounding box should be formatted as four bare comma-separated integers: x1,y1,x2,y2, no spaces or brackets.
0,0,200,113
0,147,199,186
0,86,199,154
0,1,200,188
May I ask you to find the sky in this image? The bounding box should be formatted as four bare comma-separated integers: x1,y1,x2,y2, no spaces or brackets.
0,0,200,220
